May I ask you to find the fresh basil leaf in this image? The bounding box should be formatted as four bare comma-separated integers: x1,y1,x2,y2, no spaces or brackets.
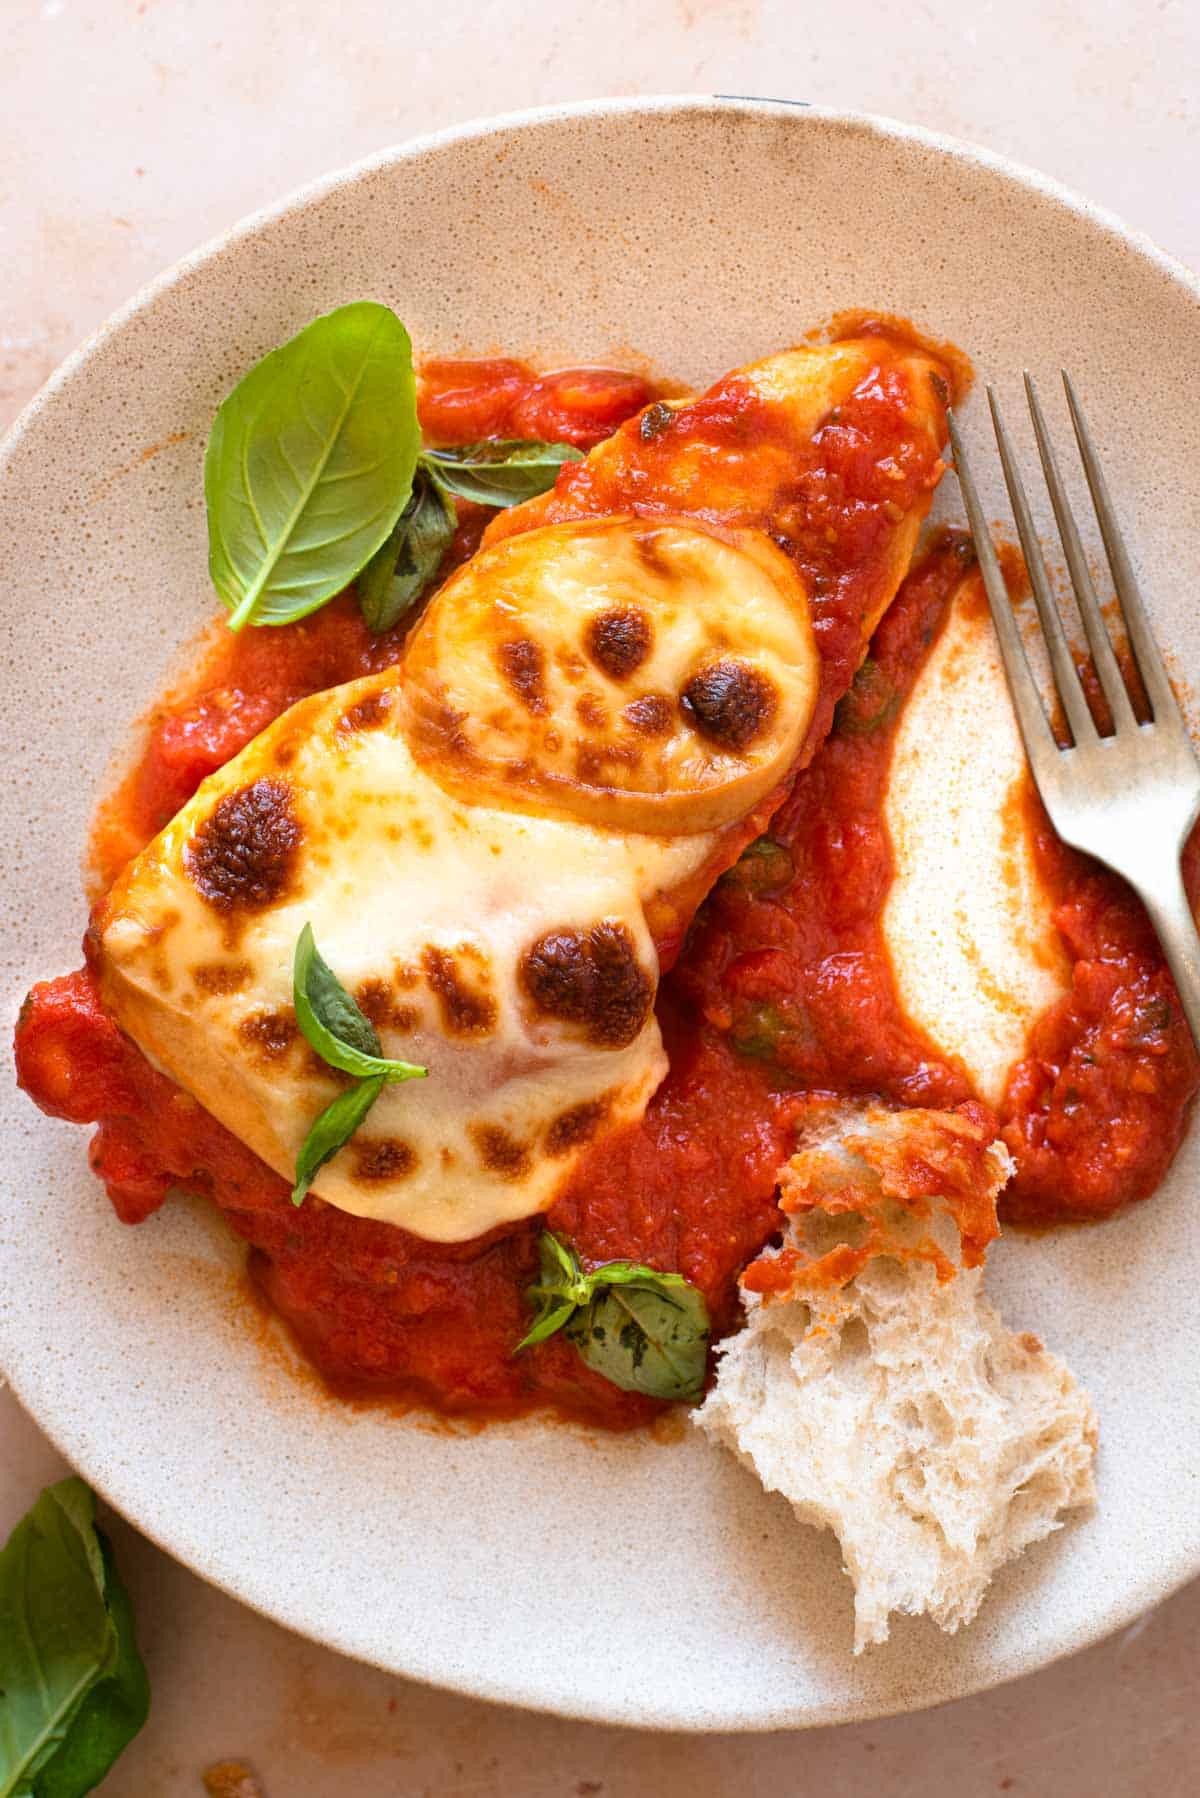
358,469,457,633
205,301,420,631
540,1229,587,1295
292,1073,385,1207
34,1536,149,1798
513,1231,591,1352
514,1233,709,1400
422,439,582,508
586,1261,698,1290
514,1299,578,1353
565,1277,710,1403
293,924,426,1084
0,1478,149,1798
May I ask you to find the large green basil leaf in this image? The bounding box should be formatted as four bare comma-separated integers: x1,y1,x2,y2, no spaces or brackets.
422,438,582,508
292,924,426,1084
205,301,419,630
292,1073,386,1207
566,1279,710,1403
0,1479,149,1798
358,469,457,633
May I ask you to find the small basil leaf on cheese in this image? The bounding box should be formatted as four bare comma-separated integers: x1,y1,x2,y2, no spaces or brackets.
422,438,582,508
292,1073,386,1207
205,301,420,631
357,468,457,634
515,1232,710,1401
293,924,426,1083
566,1278,710,1403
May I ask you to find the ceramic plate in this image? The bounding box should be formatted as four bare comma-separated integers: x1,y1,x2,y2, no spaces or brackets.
3,98,1199,1730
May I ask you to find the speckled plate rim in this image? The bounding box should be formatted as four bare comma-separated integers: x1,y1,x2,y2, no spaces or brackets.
3,95,1200,1732
6,94,1198,459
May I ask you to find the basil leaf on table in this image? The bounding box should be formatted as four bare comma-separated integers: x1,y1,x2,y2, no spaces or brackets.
514,1231,710,1402
205,301,420,631
422,438,582,508
292,1074,386,1207
293,924,427,1083
357,468,457,633
0,1478,149,1798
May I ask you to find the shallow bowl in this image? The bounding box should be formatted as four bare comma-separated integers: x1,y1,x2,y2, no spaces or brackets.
2,96,1199,1729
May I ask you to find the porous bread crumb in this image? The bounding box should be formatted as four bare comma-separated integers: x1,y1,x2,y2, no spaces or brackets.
202,1763,266,1798
696,1104,1098,1651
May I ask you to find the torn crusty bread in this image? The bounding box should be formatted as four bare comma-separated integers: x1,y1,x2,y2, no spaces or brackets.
695,1104,1098,1651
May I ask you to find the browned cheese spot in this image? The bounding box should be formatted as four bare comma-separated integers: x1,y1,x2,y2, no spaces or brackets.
338,689,394,734
185,779,301,912
679,658,779,752
576,691,609,730
496,638,548,714
470,1123,532,1181
545,1095,611,1156
192,960,252,996
238,1008,298,1061
623,692,675,736
422,945,498,1037
354,978,419,1036
519,921,653,1048
584,606,653,681
426,701,473,761
351,1137,417,1182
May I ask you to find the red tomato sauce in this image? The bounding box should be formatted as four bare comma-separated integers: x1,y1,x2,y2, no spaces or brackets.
999,797,1200,1221
14,353,1197,1430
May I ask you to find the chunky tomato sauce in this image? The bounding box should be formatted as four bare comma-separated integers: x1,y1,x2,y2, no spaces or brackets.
15,350,1198,1430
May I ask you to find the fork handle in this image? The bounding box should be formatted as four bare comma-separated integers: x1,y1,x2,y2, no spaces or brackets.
1140,865,1200,1056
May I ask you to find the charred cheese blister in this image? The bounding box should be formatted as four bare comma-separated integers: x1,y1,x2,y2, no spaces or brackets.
403,515,818,833
97,682,714,1242
881,575,1069,1104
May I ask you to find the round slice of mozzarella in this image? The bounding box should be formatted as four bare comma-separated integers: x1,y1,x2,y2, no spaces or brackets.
402,514,819,835
882,575,1070,1105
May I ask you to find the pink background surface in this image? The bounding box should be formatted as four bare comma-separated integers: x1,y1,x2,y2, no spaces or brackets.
4,2,1199,1792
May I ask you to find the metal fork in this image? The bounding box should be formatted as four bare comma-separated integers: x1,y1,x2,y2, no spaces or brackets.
947,375,1200,1052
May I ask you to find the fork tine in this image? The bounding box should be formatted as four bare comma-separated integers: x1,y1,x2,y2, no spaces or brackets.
1024,373,1139,734
947,410,1060,777
1061,370,1175,724
986,387,1096,747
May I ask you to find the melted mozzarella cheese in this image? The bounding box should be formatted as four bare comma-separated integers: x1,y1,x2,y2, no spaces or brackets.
881,577,1069,1104
99,681,712,1242
403,515,817,834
